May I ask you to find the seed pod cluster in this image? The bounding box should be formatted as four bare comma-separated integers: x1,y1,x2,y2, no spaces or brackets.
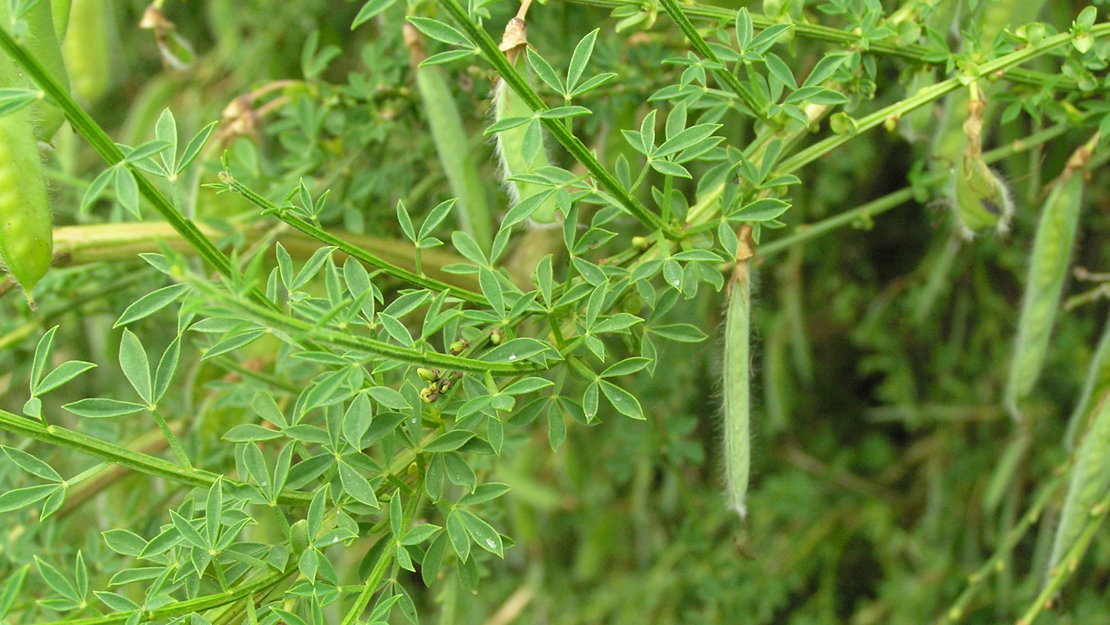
953,96,1012,238
418,368,463,404
491,16,559,225
723,225,754,519
1004,145,1088,421
0,3,54,301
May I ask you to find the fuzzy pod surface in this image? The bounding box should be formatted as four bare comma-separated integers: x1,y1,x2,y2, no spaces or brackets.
1065,312,1110,450
1004,169,1084,419
1050,392,1110,573
954,151,1012,236
492,57,559,225
0,6,54,296
723,226,754,519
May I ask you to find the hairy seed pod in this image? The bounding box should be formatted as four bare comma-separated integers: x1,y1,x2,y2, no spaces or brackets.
1065,312,1110,450
954,95,1012,238
491,17,559,225
723,225,754,519
62,0,111,104
405,24,493,249
22,0,70,139
1004,166,1084,420
1049,391,1110,574
0,5,54,300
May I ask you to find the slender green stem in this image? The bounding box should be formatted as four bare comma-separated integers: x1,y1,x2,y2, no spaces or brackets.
0,25,232,280
759,119,1077,258
188,278,553,374
939,473,1064,624
219,173,488,305
30,569,294,625
573,0,1077,92
657,0,763,117
774,26,1108,177
150,407,192,467
339,491,421,625
0,409,314,505
435,0,678,238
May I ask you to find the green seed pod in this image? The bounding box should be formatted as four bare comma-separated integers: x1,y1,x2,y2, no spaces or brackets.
0,6,54,300
405,24,493,250
289,519,310,555
491,18,559,225
1004,167,1084,420
22,0,70,139
954,152,1013,237
723,226,753,519
62,0,111,105
51,0,71,41
1049,392,1110,574
1065,312,1110,450
416,367,438,382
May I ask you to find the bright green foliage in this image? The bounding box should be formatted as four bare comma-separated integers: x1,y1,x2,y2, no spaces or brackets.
0,1,1109,624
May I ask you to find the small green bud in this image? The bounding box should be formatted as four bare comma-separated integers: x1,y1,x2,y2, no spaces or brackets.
289,520,310,554
449,339,468,355
417,367,438,381
490,329,503,345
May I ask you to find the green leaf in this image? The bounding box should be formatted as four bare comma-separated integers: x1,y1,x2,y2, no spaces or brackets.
369,386,409,411
400,523,441,546
425,430,475,453
352,0,399,28
119,330,153,404
650,323,708,343
566,29,600,92
34,556,80,602
733,198,790,221
1,446,62,482
153,335,182,404
600,381,645,419
526,48,564,95
407,17,472,48
339,462,379,507
35,361,97,396
30,326,59,391
455,509,503,557
63,398,148,418
114,284,190,327
0,484,57,513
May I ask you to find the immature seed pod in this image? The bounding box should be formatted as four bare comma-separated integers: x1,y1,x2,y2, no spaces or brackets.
62,0,111,104
1004,161,1085,420
51,0,71,41
0,5,54,300
1049,391,1110,574
953,95,1013,238
491,17,559,225
289,519,310,555
22,0,70,139
1065,312,1110,450
723,225,754,519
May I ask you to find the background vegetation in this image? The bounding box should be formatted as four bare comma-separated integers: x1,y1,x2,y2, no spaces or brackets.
2,0,1110,623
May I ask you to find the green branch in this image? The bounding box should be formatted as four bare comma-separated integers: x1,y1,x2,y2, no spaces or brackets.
189,279,554,374
773,25,1106,176
574,0,1077,92
219,174,489,306
436,0,678,238
0,409,313,505
657,0,764,117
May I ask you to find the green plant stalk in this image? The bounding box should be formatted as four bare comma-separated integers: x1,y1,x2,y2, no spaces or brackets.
188,277,550,374
773,25,1107,178
47,221,481,293
33,569,293,625
219,173,489,306
0,24,241,286
757,120,1076,259
657,0,763,117
1022,483,1110,625
0,408,314,505
938,472,1065,624
149,407,191,467
435,0,676,238
338,490,419,625
573,0,1075,91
